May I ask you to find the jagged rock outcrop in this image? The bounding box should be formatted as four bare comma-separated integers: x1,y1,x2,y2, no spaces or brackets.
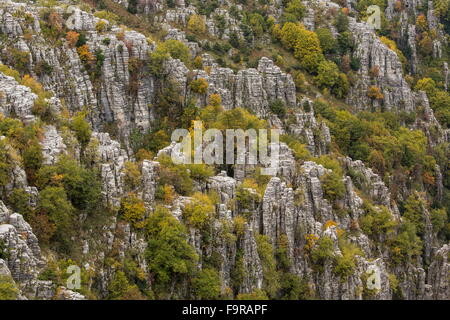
195,56,296,117
0,73,36,121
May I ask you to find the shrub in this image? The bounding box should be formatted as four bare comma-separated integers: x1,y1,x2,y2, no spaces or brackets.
316,28,336,53
390,221,423,264
123,161,142,191
208,94,222,107
158,154,193,195
120,193,146,228
280,135,310,162
145,206,198,295
190,78,209,94
108,270,144,300
236,289,269,300
334,240,362,280
236,186,260,212
185,164,214,182
182,192,215,228
0,276,18,300
158,40,190,64
187,14,206,35
77,44,95,63
38,186,74,243
430,208,447,234
359,203,397,237
70,112,92,149
279,273,311,300
96,20,108,32
192,268,222,299
269,99,287,118
367,86,384,100
255,234,280,298
310,236,335,272
320,172,345,203
36,156,101,211
279,23,324,73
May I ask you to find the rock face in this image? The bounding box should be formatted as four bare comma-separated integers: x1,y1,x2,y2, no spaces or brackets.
0,73,36,120
41,125,67,165
0,201,56,298
347,19,416,112
288,99,331,156
192,56,296,117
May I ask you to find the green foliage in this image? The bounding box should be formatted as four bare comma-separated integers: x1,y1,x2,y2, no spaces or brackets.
182,192,216,228
334,240,363,281
158,154,194,195
0,275,18,300
255,234,280,298
315,60,349,98
186,164,215,182
359,203,397,238
310,236,335,272
390,221,423,264
192,268,222,299
402,193,426,235
279,22,324,73
119,193,146,228
275,234,291,271
415,78,450,128
316,28,336,54
36,156,101,211
430,208,447,234
145,206,198,296
108,270,145,300
279,273,312,300
159,40,190,64
70,112,92,149
7,188,32,220
230,249,246,293
0,239,9,260
320,171,345,203
269,99,287,118
236,185,260,212
236,289,269,300
38,186,74,244
190,78,209,94
22,139,43,184
284,0,306,21
334,12,349,33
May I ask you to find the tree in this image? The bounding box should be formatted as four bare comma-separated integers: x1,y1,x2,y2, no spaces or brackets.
108,270,144,300
0,276,18,300
255,234,280,298
119,193,146,228
187,14,206,35
77,44,95,63
316,28,336,54
159,40,191,64
38,186,74,243
279,23,324,73
315,60,340,89
182,192,215,228
22,139,43,184
284,0,306,21
192,268,222,299
70,111,92,149
145,206,198,295
36,156,101,211
367,86,384,100
190,78,209,94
